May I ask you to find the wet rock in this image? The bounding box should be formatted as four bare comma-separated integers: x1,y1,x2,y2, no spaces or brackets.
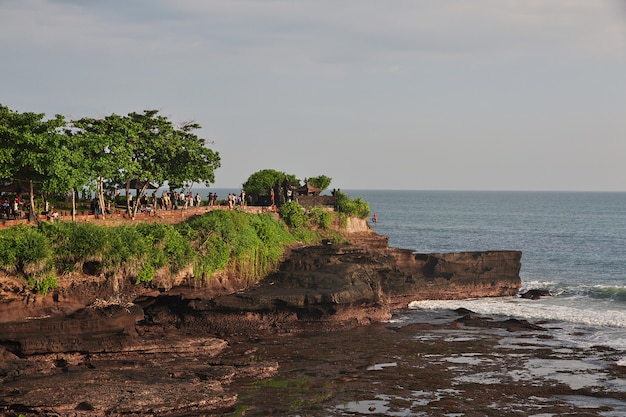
455,314,546,332
520,289,552,299
75,401,94,410
0,303,144,356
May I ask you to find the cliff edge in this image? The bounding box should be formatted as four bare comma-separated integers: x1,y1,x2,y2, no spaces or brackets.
0,222,522,416
0,224,521,352
190,232,521,333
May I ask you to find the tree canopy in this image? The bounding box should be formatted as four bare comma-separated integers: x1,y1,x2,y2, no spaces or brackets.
306,175,332,191
242,169,299,197
243,170,333,195
0,105,69,219
0,104,221,220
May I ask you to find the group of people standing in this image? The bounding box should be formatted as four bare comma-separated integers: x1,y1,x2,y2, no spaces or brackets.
92,190,230,216
226,191,246,209
156,191,202,211
155,190,247,211
206,192,219,207
0,195,23,219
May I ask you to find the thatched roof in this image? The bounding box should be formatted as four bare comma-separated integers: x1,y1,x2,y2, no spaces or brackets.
297,182,322,196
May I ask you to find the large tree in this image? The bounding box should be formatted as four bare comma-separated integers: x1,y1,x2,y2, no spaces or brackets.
243,169,299,204
121,111,220,218
306,175,332,191
0,105,71,221
166,121,221,191
74,114,139,219
44,120,92,221
76,110,220,218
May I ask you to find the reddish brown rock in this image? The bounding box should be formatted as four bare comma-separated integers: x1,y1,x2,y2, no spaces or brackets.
0,231,522,345
195,238,522,332
0,228,522,416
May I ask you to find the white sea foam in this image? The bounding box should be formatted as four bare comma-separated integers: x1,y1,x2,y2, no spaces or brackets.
520,280,558,291
358,190,626,369
408,296,626,352
409,297,626,329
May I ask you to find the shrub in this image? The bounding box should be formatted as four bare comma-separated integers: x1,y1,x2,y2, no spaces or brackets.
0,225,58,293
251,213,293,249
27,272,58,295
135,222,193,274
183,209,237,243
249,213,295,275
335,191,370,219
0,225,52,274
162,227,194,273
185,210,296,281
39,222,107,269
103,226,149,274
0,230,20,274
194,233,231,279
279,201,307,228
307,206,332,229
135,264,155,284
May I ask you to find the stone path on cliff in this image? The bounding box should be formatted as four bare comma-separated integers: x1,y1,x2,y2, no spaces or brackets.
0,204,272,228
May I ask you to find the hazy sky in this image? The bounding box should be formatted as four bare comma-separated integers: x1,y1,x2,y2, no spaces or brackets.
1,1,625,191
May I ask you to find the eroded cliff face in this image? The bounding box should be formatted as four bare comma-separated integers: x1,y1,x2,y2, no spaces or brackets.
0,228,522,416
197,234,521,332
384,249,522,306
0,230,522,342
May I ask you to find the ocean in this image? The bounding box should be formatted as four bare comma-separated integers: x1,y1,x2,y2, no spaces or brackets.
188,188,626,414
346,190,626,359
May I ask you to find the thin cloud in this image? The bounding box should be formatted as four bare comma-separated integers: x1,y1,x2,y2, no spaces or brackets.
1,0,624,190
3,1,622,71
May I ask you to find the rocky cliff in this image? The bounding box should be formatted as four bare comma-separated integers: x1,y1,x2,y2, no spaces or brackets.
0,226,522,416
0,230,522,351
192,233,521,333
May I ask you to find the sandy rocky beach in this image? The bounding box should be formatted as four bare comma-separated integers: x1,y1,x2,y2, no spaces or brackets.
3,308,625,416
1,210,625,416
218,310,626,417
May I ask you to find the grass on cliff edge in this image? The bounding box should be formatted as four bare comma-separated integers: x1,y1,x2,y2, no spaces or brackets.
0,202,362,295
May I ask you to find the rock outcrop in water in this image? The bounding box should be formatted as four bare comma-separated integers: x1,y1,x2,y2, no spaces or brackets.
0,225,522,416
195,233,521,333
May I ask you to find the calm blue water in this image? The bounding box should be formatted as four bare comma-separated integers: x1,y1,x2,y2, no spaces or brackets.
347,190,626,293
345,190,626,354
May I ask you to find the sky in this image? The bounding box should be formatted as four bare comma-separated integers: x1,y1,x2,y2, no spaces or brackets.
1,0,625,191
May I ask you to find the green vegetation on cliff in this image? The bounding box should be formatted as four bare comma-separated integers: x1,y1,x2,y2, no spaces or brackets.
0,205,357,294
334,190,370,219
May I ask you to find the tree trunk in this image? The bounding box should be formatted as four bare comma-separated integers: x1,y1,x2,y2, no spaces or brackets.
28,179,37,222
97,177,106,220
125,180,133,218
131,183,151,218
152,188,160,213
71,187,76,222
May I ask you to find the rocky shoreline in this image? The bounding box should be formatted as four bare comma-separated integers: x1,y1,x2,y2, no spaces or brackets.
3,306,626,416
0,226,536,415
